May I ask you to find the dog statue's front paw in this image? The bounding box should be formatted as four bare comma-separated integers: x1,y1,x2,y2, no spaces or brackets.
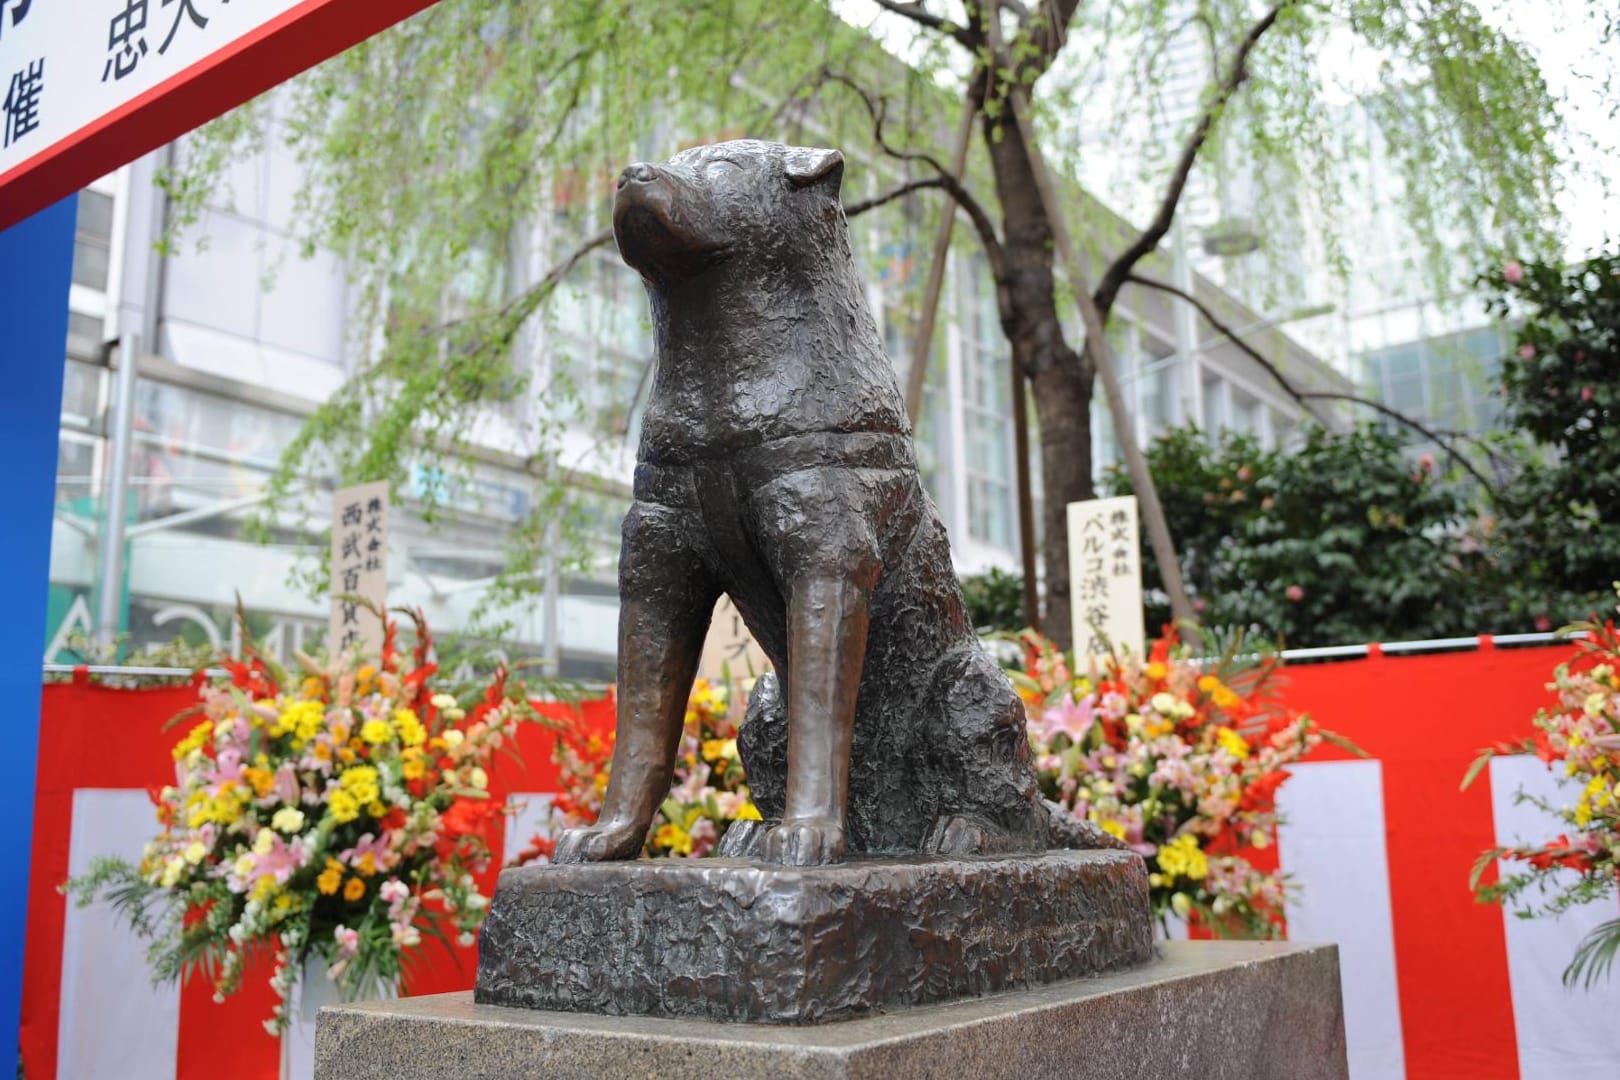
762,816,846,866
551,819,646,864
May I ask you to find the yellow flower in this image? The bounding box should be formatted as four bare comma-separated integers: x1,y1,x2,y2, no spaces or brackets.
360,718,393,746
1214,726,1250,760
1146,661,1168,681
354,851,378,877
401,750,426,781
253,829,275,856
183,841,208,865
343,876,366,902
1072,676,1094,698
1213,685,1241,710
1197,675,1220,693
654,822,693,856
1099,819,1127,841
340,765,381,805
273,700,326,744
172,720,213,760
1156,833,1209,881
317,858,344,895
252,876,279,903
737,802,762,821
393,709,427,748
301,676,325,699
329,790,361,824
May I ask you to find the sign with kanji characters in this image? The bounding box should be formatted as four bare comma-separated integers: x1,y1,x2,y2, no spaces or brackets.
0,0,437,230
1067,495,1144,659
699,595,768,687
328,480,388,662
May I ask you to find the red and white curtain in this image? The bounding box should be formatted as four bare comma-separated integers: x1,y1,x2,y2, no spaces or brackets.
24,645,1620,1079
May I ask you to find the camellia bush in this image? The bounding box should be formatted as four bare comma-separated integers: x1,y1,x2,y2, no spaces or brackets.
1464,589,1620,987
1482,250,1620,629
1012,629,1359,936
64,616,534,1032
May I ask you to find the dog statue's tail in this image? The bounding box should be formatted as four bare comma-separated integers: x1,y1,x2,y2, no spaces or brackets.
1045,800,1135,851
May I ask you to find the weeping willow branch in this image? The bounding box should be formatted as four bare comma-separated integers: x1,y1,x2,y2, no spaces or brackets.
1093,0,1294,316
1125,271,1498,496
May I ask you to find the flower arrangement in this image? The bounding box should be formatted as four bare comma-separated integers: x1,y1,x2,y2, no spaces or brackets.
514,676,760,862
1464,595,1620,987
1012,629,1357,937
65,614,531,1032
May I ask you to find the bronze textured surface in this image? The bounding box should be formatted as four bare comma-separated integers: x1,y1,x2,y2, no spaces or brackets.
552,140,1061,868
474,850,1153,1023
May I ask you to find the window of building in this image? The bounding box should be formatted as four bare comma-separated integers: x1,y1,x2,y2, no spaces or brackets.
959,258,1014,549
71,190,114,292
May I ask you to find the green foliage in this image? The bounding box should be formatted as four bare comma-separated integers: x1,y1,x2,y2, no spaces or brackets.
164,0,1575,637
1113,424,1494,647
960,566,1027,634
1481,249,1620,628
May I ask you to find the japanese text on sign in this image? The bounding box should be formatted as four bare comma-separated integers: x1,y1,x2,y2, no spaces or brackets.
0,0,307,173
1067,495,1144,660
328,481,388,662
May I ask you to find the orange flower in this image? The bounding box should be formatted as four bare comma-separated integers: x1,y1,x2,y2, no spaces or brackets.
343,876,366,902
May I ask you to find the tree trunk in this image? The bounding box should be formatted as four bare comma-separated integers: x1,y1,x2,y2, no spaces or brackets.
983,116,1095,650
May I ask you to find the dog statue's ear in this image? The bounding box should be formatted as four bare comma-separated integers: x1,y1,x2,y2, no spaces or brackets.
784,147,844,193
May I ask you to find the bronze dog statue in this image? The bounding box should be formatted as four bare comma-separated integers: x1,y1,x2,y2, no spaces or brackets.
552,140,1068,867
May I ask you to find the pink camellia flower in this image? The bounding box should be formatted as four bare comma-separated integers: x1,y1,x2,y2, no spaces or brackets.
1581,387,1594,402
333,925,360,958
1418,453,1435,472
1285,584,1305,603
1535,615,1552,632
1518,343,1536,360
1503,260,1524,284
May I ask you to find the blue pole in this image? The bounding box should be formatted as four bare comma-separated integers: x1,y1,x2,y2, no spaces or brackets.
0,198,74,1070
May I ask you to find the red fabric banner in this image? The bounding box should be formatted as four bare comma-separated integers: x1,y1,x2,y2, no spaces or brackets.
21,642,1599,1078
21,675,612,1079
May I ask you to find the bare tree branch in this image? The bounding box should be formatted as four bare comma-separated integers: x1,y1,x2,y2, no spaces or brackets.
1093,1,1293,316
1125,272,1499,495
843,176,949,217
1298,392,1499,494
820,69,1007,275
870,0,976,48
1124,271,1329,423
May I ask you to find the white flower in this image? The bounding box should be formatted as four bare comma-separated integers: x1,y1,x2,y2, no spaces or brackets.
430,693,459,710
159,857,186,888
469,767,489,790
271,806,306,834
183,841,208,865
253,829,276,856
457,931,476,947
442,730,465,749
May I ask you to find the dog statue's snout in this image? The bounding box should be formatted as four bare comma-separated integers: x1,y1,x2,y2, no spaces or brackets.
618,162,657,189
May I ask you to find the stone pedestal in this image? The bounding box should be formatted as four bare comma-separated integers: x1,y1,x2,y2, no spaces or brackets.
316,940,1348,1080
474,850,1152,1023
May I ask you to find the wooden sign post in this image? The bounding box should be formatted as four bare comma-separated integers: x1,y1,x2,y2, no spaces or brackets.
329,481,388,661
1067,495,1145,659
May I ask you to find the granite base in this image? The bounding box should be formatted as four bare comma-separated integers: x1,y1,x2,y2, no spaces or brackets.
475,849,1153,1023
317,940,1348,1080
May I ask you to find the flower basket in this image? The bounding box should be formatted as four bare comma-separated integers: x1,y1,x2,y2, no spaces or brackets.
64,611,537,1038
1013,628,1361,937
1464,594,1620,987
